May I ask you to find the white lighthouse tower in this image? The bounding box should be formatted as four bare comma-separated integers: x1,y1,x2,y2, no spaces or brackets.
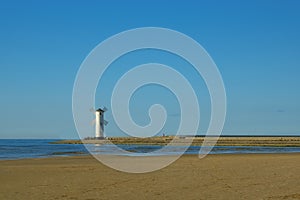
95,108,106,139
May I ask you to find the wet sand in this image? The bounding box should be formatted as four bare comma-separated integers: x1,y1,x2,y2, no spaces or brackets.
1,154,300,200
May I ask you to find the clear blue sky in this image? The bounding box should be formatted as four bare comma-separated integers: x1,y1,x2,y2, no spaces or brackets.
0,0,299,138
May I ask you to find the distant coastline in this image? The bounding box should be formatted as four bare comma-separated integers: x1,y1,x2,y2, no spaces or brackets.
51,136,300,147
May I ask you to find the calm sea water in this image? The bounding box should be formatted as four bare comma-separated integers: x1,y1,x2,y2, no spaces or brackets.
1,139,300,160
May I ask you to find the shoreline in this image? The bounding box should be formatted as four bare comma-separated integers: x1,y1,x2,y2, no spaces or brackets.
2,137,300,161
1,152,300,163
2,151,300,162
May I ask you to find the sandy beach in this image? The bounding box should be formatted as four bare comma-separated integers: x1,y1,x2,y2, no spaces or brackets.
1,154,300,200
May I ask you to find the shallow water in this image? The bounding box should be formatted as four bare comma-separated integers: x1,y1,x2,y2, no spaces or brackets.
1,139,300,160
0,139,88,160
